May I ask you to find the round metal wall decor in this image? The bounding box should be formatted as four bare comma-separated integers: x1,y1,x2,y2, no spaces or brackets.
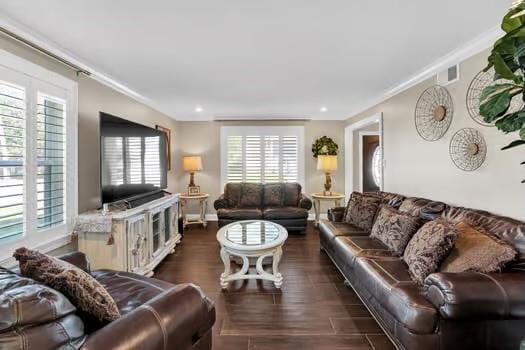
466,67,523,126
449,128,487,171
415,85,454,141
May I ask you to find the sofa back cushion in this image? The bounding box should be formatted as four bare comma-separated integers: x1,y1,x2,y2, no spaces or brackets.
344,192,381,231
282,183,302,206
224,183,242,207
442,206,525,263
370,205,423,256
399,197,447,221
263,183,283,207
366,191,405,209
240,183,264,207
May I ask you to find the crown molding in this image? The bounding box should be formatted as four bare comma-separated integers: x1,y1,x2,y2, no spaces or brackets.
344,25,503,123
0,14,175,120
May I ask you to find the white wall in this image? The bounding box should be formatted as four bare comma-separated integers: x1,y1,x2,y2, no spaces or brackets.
346,49,525,221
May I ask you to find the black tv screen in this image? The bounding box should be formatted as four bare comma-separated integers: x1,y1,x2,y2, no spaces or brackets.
100,112,167,204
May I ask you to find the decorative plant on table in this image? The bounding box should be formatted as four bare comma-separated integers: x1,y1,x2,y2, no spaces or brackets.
479,1,525,182
312,136,338,158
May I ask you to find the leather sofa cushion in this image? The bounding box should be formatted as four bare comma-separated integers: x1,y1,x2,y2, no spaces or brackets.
354,257,438,334
282,183,302,206
240,183,264,207
92,270,174,315
332,236,394,268
263,183,283,207
263,207,308,220
319,220,369,241
224,183,242,207
399,197,447,221
217,208,263,220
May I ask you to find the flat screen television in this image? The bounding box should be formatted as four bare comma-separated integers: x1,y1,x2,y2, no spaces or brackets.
100,112,168,204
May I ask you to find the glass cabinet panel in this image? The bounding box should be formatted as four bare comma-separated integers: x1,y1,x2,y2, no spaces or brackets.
164,207,171,244
152,212,161,254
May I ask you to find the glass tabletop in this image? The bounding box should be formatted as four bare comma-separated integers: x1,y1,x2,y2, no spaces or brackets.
224,221,281,246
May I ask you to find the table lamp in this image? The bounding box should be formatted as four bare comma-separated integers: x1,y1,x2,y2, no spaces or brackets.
317,155,337,196
183,155,203,194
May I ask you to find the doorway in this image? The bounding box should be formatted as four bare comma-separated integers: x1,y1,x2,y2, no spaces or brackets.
344,113,383,200
359,132,380,192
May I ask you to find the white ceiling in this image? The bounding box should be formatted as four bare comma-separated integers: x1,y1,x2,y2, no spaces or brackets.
0,1,509,120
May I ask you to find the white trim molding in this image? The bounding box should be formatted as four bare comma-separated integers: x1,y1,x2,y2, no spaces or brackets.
345,26,502,121
344,113,383,200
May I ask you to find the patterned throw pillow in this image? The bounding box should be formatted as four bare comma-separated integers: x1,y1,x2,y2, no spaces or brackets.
344,192,381,231
13,247,120,322
403,219,458,284
440,221,517,273
370,205,422,256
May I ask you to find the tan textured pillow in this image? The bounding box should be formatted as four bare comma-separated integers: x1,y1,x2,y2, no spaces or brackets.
13,247,120,322
440,222,517,273
403,219,458,284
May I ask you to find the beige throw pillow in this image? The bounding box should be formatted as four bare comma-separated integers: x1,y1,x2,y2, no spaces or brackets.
440,222,517,273
13,247,121,322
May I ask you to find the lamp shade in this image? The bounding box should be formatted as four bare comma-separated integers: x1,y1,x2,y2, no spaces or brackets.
317,155,337,172
183,156,203,172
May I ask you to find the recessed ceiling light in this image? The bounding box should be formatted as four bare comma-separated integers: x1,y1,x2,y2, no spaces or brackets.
195,106,203,112
320,106,327,112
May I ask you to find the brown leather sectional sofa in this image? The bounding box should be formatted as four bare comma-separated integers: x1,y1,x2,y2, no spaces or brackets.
0,252,215,350
319,191,525,350
214,182,312,232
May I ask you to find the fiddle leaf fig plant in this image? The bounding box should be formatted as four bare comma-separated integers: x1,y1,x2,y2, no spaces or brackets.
480,2,525,183
311,136,338,158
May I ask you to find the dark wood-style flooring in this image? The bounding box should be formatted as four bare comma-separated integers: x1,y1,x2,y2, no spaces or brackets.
154,222,394,350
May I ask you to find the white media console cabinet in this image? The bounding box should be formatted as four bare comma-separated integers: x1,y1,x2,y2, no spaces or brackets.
76,194,181,276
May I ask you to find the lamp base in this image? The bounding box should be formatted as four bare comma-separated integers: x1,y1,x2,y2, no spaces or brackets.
189,172,196,187
323,172,332,196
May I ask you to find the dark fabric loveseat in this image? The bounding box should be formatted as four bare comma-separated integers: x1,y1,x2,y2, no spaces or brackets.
319,191,525,350
0,251,215,350
214,182,312,232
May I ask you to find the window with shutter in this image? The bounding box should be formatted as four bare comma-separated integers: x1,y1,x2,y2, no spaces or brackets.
0,81,25,240
221,126,304,188
0,51,78,262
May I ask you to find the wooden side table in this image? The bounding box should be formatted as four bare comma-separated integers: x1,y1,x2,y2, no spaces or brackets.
311,192,345,226
180,193,209,228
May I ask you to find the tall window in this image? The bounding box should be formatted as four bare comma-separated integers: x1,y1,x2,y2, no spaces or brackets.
0,50,77,260
221,126,304,187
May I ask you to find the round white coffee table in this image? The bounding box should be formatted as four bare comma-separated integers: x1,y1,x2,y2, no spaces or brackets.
217,220,288,289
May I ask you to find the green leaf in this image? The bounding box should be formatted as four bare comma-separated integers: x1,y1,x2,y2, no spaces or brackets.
520,127,525,140
479,84,516,102
494,52,521,83
502,4,525,33
501,139,525,150
479,90,512,122
495,111,525,132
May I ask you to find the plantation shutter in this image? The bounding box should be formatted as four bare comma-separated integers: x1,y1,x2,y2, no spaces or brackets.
36,94,66,231
144,136,161,187
223,128,301,184
0,81,25,239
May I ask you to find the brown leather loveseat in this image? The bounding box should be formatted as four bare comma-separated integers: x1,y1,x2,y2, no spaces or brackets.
0,251,215,350
319,191,525,350
214,182,312,232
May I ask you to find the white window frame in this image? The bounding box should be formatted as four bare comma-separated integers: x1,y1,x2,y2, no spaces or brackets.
220,126,305,190
0,50,78,263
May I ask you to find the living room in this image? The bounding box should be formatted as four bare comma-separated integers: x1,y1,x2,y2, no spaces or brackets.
0,1,524,350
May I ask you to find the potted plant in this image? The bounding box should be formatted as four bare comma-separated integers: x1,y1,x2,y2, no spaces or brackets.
479,1,525,182
312,136,338,158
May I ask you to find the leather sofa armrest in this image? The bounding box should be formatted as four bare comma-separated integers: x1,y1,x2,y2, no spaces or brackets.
299,194,312,210
327,207,346,222
424,272,525,320
58,251,90,273
214,194,229,210
82,283,215,350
